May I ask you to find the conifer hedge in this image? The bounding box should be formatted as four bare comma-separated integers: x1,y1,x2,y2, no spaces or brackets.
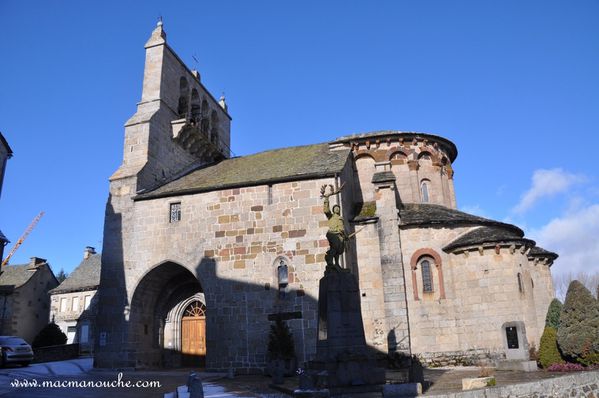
557,280,599,364
538,326,564,368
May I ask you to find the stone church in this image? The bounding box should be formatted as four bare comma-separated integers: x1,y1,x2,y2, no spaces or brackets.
95,23,557,371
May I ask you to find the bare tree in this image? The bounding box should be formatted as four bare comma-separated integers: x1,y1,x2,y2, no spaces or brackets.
553,271,599,302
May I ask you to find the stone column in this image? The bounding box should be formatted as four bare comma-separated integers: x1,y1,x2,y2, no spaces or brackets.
447,167,457,209
407,160,420,203
371,171,411,354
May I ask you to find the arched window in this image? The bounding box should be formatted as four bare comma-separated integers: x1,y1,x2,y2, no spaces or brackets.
420,180,430,203
420,259,434,293
210,110,219,145
200,100,210,134
517,273,524,294
177,77,189,118
190,89,201,121
410,249,445,300
183,301,206,318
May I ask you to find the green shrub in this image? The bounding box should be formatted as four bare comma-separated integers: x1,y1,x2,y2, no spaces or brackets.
545,298,562,329
32,322,67,348
557,281,599,362
267,319,295,360
578,352,599,366
538,326,564,368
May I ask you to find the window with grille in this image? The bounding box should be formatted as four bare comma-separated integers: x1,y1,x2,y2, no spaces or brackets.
170,203,181,223
421,259,434,293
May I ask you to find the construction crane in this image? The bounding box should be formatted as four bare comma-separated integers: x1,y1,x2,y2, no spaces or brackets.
1,211,45,268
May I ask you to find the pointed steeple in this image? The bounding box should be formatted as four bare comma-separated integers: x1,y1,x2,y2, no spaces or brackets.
145,18,167,48
219,94,228,112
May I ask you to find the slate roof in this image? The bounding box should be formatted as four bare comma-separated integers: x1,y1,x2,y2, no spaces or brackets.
399,203,523,234
528,246,559,260
372,171,396,183
0,264,37,288
443,226,535,252
50,254,101,294
136,143,351,200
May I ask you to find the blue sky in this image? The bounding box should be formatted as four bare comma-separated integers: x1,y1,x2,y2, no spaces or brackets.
1,1,598,278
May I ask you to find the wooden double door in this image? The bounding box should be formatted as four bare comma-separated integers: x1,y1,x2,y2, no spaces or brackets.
181,301,206,366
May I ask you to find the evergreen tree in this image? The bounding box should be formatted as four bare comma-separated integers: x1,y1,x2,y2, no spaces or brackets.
557,280,599,363
538,327,564,368
56,268,68,283
32,322,67,348
545,298,562,329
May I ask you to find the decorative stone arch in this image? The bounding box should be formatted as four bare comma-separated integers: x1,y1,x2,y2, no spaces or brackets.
210,110,219,145
128,260,203,368
354,153,377,201
190,89,201,120
409,248,445,300
388,149,408,165
417,151,433,165
164,292,206,353
354,152,376,162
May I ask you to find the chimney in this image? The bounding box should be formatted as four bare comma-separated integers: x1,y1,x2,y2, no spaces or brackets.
84,246,96,260
29,257,47,267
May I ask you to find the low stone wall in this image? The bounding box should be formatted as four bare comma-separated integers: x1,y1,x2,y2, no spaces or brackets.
426,369,599,398
32,344,80,363
416,349,501,367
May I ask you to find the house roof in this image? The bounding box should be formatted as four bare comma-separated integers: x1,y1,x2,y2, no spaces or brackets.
0,264,38,288
136,143,351,200
443,226,535,252
49,254,101,294
399,203,524,235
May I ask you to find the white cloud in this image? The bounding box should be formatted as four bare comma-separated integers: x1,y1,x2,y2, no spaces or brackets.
512,168,586,214
528,203,599,277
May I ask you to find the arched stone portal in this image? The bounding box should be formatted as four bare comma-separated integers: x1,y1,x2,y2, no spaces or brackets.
129,261,204,368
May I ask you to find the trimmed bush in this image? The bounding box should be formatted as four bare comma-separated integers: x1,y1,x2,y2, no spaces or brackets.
538,327,564,368
545,298,562,329
32,322,67,348
557,280,599,362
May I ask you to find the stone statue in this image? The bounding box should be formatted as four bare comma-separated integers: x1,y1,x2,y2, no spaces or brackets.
321,183,347,270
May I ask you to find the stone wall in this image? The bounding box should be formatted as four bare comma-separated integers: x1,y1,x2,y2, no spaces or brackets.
11,265,57,343
416,349,498,367
99,172,357,371
50,289,98,344
426,370,599,398
33,343,79,364
341,134,457,208
400,226,550,360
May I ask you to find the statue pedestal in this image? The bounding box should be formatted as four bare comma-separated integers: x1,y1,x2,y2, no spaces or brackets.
305,268,385,394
